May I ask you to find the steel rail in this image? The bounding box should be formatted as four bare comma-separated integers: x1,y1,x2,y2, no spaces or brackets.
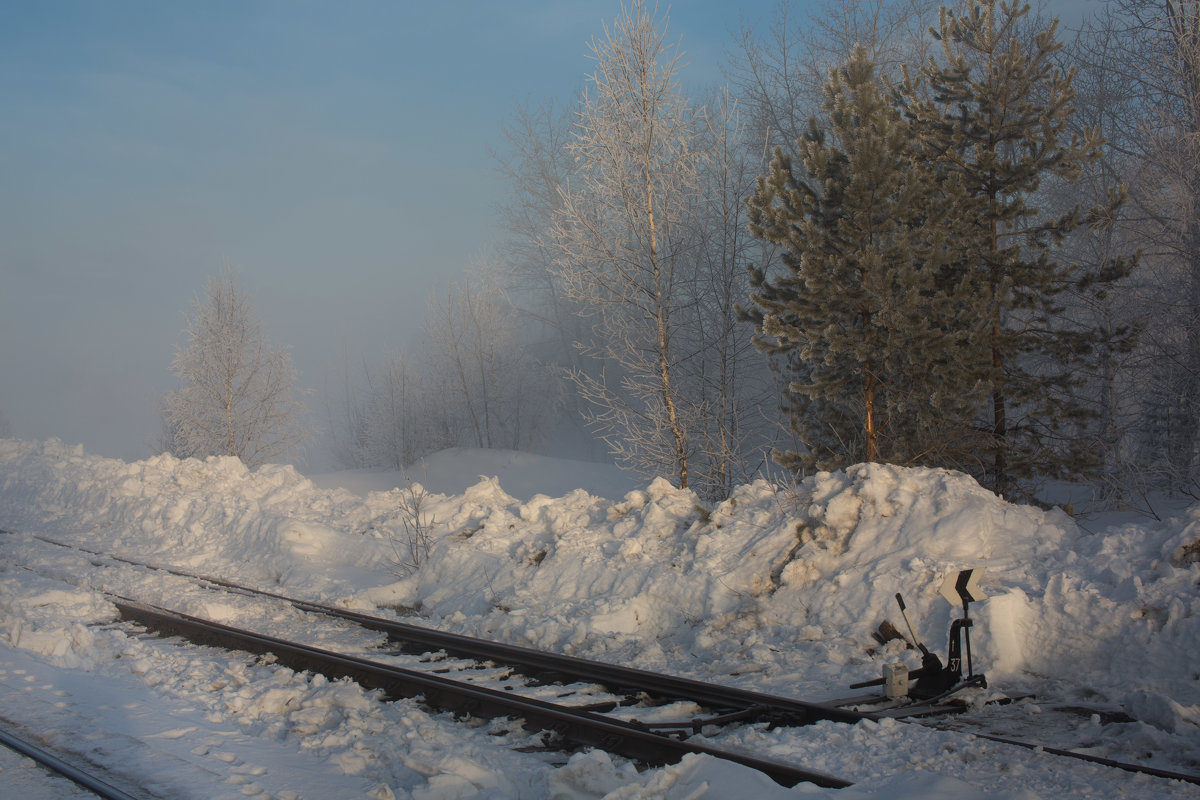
29,535,868,727
112,597,852,789
290,597,871,725
162,577,1200,787
22,535,1200,788
125,564,1200,788
946,728,1200,787
0,725,143,800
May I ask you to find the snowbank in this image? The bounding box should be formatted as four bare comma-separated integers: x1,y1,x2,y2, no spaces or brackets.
1,438,1199,797
3,439,1199,701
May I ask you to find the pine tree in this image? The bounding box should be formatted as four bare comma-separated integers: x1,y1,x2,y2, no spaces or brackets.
746,47,987,473
900,0,1131,496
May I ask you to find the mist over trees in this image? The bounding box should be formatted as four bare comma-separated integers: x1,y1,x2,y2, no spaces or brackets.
317,0,1193,508
1072,0,1200,498
323,271,561,472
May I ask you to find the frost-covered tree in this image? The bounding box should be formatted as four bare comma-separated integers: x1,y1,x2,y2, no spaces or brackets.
495,99,610,460
497,1,818,497
551,0,701,489
684,86,782,497
162,268,307,467
746,47,988,473
899,0,1131,495
729,0,941,158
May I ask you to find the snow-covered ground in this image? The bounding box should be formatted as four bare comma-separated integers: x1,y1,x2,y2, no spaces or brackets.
1,438,1198,799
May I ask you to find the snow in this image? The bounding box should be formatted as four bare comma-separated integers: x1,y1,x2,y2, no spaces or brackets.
307,447,643,504
1,437,1198,798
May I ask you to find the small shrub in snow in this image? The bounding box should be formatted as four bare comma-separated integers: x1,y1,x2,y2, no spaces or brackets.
386,480,436,576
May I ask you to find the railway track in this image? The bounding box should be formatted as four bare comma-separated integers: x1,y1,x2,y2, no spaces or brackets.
10,530,1200,792
19,533,866,787
113,596,853,789
34,535,886,727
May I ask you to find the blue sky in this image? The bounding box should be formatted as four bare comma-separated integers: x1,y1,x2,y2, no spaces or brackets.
0,0,1093,465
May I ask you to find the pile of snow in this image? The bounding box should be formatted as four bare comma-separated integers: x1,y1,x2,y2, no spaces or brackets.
1,438,1198,798
348,460,1200,708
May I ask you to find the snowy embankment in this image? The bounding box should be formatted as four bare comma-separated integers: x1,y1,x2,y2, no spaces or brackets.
0,438,1198,798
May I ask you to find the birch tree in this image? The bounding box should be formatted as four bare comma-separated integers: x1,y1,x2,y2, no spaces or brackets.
551,0,700,489
685,87,780,497
162,268,307,467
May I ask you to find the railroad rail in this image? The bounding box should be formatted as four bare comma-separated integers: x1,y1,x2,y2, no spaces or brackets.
13,530,1200,790
0,724,142,800
113,597,853,789
34,534,876,725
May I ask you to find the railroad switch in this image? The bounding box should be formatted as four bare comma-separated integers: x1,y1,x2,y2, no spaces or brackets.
851,569,990,704
904,569,989,698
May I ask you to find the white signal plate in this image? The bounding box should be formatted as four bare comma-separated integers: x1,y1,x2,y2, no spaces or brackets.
940,568,987,605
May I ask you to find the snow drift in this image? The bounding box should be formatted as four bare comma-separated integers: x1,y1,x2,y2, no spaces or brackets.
1,438,1199,797
3,438,1198,707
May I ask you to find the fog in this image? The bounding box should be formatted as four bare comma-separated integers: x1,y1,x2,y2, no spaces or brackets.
0,0,1096,466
